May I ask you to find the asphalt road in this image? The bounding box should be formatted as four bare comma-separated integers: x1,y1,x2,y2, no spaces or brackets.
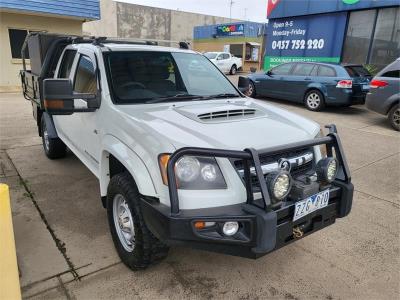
0,81,399,299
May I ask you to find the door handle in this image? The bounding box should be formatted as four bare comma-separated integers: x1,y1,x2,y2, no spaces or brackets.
304,78,312,81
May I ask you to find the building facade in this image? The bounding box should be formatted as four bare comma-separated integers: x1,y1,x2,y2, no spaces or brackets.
0,0,100,91
265,0,399,71
83,0,239,44
193,22,265,72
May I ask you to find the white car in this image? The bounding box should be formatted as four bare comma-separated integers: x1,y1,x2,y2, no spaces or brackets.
204,51,242,75
21,33,353,271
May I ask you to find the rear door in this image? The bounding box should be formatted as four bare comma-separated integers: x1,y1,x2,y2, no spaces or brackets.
286,63,317,102
316,65,338,98
222,53,231,72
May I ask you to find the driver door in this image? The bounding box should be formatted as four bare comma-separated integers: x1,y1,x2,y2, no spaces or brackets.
53,49,101,173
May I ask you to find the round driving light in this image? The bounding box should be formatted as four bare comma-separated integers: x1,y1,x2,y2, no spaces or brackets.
222,221,239,236
201,164,217,182
316,157,338,183
268,172,292,201
175,156,200,182
327,159,337,181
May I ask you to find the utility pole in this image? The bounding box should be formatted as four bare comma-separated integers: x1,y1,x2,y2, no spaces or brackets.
244,8,247,21
229,0,235,21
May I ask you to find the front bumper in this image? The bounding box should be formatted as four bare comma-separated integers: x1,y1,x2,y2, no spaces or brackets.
142,125,353,258
140,181,353,258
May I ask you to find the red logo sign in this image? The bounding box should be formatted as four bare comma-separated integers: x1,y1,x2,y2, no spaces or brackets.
267,0,281,17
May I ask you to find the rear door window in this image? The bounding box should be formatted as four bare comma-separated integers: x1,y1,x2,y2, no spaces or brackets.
292,63,315,76
381,70,400,78
318,66,336,77
58,50,77,78
74,55,97,94
272,63,294,75
222,53,230,59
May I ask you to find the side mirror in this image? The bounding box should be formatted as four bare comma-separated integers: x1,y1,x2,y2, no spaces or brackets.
238,76,250,94
43,79,98,115
217,56,223,60
266,70,273,76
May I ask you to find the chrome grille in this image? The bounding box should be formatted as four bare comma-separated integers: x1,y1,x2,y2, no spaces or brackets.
233,148,315,189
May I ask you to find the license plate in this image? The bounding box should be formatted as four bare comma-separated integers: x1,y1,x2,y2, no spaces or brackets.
293,189,330,222
362,84,370,91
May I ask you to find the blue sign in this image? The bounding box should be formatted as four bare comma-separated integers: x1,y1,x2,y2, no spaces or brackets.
264,12,347,69
268,0,398,19
216,24,244,37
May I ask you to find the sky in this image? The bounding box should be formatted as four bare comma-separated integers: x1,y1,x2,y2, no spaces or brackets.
118,0,268,23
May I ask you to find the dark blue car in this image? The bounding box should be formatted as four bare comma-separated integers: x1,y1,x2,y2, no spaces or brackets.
245,62,371,111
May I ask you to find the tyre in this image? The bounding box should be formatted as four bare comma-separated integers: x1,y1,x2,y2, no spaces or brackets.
304,90,325,111
245,81,256,97
107,172,169,270
388,105,400,131
41,116,66,159
230,64,237,75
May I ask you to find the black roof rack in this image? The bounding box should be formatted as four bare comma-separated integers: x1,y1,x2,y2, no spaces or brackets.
69,35,190,49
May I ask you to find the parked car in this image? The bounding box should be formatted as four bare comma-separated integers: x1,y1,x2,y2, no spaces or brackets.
244,62,371,111
204,51,242,75
21,33,353,271
366,58,400,131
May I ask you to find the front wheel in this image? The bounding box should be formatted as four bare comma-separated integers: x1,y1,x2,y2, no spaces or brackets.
230,64,237,75
304,90,325,111
245,81,256,97
107,172,169,270
388,105,400,131
41,116,66,159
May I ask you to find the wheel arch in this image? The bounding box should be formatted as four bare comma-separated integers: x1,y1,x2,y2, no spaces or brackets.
385,95,400,114
100,135,158,202
304,85,326,100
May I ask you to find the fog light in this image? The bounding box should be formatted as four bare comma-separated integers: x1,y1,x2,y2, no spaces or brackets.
222,221,239,236
316,157,338,183
267,171,292,201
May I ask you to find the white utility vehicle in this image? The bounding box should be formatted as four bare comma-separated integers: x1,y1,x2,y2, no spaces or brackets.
21,33,353,271
204,51,242,75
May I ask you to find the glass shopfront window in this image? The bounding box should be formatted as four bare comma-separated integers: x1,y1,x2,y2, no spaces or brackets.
369,7,400,70
342,7,400,71
342,10,376,65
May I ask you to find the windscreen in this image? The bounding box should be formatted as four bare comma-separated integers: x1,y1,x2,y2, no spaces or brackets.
105,51,238,104
345,66,371,78
204,52,218,59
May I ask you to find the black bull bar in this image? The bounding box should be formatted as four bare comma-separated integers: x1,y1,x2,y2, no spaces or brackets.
166,125,351,216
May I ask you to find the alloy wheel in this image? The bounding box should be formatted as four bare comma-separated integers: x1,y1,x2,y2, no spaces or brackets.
306,93,321,109
392,108,400,127
246,83,254,96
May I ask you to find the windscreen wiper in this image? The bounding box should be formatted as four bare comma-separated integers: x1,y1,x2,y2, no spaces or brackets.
200,93,241,100
145,94,204,104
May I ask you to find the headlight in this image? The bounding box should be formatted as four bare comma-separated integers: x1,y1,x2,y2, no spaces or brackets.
316,157,338,183
267,171,292,202
158,154,227,190
175,156,200,182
